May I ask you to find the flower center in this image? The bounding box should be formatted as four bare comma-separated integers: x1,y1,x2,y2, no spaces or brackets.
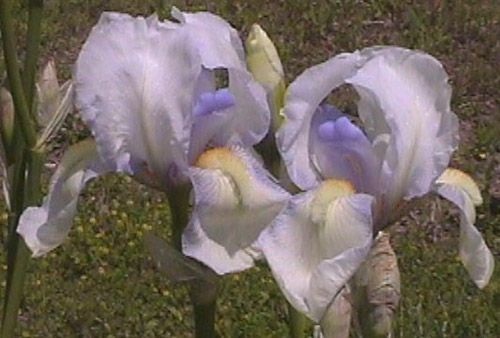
317,116,363,142
193,88,235,117
310,179,355,225
195,147,251,206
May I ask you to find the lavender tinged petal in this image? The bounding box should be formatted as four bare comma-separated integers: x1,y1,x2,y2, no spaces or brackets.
189,89,236,162
277,52,364,190
311,114,380,193
74,13,194,185
347,47,459,209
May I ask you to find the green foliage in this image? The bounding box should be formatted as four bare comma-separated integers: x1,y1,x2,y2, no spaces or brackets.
1,0,498,336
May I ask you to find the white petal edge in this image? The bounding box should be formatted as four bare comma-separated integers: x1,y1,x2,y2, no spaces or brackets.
277,51,364,190
435,168,494,288
182,215,260,275
17,139,109,257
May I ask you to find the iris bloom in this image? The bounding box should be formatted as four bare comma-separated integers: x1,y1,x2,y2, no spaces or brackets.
18,9,289,263
259,46,494,323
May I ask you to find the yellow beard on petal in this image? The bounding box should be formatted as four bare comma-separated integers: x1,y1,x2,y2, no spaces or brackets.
310,179,356,225
195,147,264,208
195,148,248,184
310,179,369,258
437,168,483,205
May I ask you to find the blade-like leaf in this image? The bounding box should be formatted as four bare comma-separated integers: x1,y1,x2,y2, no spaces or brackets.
36,59,61,126
145,232,218,285
35,81,73,149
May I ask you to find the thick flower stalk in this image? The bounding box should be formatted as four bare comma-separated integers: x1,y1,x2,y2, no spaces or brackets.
258,46,494,334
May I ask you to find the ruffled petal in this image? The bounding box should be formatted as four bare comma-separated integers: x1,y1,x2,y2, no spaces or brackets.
17,139,109,256
435,168,494,288
346,47,459,209
74,12,196,185
172,9,270,148
277,52,364,190
189,146,289,257
182,215,259,275
259,180,374,321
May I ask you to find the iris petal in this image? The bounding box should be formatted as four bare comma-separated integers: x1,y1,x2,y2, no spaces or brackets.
74,13,194,186
310,109,380,193
259,180,374,321
17,140,109,256
186,146,289,263
277,52,364,190
182,215,260,274
347,47,459,209
435,168,494,289
172,9,270,148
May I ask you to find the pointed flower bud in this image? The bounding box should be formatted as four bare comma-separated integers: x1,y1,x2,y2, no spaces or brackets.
37,59,61,126
0,87,15,153
353,232,400,337
246,24,286,130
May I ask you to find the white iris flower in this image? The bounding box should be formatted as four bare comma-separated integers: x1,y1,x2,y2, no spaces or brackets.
259,46,494,322
17,9,289,264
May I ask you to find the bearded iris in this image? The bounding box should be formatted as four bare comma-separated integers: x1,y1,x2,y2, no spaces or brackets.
17,9,289,264
258,46,494,323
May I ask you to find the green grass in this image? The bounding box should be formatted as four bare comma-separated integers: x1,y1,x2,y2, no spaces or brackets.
1,0,499,336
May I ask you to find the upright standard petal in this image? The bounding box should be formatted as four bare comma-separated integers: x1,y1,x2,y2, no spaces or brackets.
17,139,109,257
259,179,374,321
74,13,198,185
187,146,289,259
277,52,364,190
172,9,270,148
435,168,494,288
346,47,459,209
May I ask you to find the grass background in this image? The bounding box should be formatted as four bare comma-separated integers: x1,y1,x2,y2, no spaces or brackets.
1,0,499,337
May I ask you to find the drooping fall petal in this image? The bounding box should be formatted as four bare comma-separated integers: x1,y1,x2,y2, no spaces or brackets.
435,168,494,288
17,139,109,256
183,145,289,273
259,179,374,321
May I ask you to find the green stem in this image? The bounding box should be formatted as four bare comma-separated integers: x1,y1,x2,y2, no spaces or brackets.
166,183,217,338
288,303,307,338
0,0,38,148
23,0,44,112
1,150,44,337
0,1,44,337
192,299,217,338
166,184,191,251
